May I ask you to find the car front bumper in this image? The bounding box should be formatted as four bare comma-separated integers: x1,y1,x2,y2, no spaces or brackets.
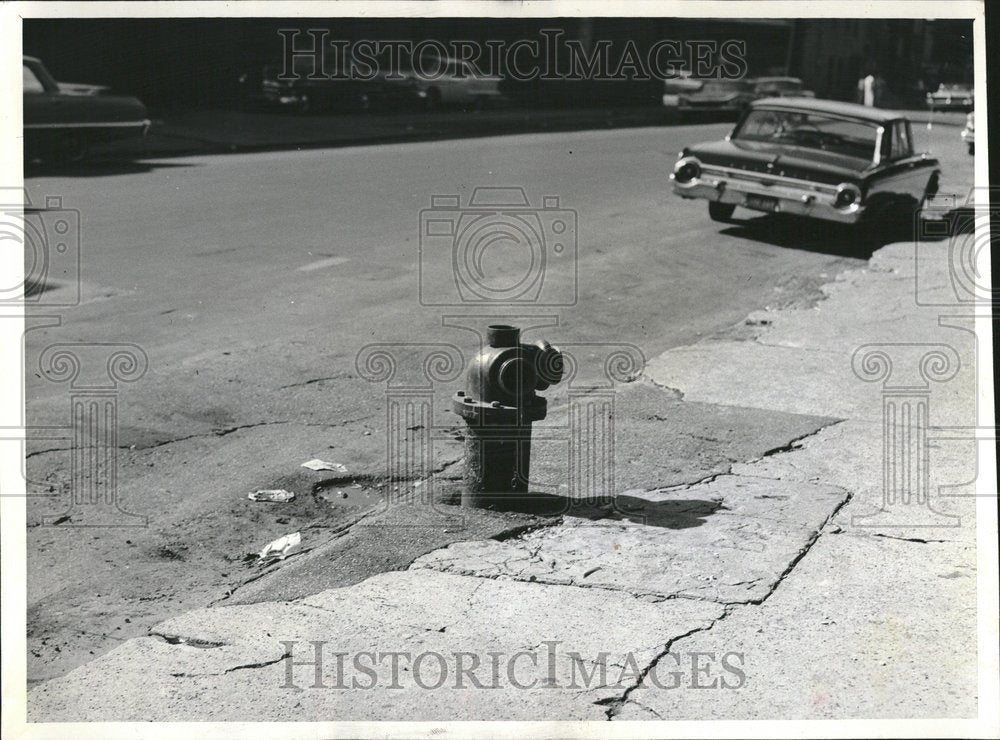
671,165,864,224
926,97,973,110
961,127,974,144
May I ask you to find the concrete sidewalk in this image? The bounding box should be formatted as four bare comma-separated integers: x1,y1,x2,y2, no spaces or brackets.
26,234,989,725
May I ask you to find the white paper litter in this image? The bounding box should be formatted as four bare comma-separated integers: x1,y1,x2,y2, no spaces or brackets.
301,459,348,473
258,531,301,562
247,489,295,503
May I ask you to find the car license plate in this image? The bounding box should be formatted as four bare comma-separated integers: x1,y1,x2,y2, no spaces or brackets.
746,194,778,212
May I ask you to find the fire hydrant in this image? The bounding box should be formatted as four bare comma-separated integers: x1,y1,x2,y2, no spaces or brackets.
453,325,563,509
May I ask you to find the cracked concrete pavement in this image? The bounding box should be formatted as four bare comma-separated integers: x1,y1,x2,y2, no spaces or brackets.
27,227,988,721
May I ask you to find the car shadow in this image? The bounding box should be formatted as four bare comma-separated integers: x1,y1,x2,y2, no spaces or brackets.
719,206,957,259
438,489,721,530
24,158,198,178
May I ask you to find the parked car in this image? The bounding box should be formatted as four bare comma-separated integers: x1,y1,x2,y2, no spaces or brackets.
751,76,814,100
676,78,755,119
670,97,940,229
409,55,503,109
961,110,974,154
661,70,704,108
261,57,382,112
262,52,502,113
925,83,974,111
23,56,150,162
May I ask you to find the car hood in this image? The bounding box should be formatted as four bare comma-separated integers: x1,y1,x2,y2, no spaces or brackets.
684,138,871,185
24,94,148,125
57,82,112,96
680,92,741,102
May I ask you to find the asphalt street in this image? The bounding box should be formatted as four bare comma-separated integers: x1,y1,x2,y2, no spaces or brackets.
23,120,973,685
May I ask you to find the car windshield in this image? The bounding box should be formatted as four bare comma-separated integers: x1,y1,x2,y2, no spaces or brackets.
755,80,801,93
734,108,880,160
23,64,46,93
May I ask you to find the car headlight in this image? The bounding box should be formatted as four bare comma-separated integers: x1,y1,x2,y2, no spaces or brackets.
672,157,701,185
834,183,861,210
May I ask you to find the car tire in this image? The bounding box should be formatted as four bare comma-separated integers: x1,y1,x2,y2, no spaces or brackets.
57,132,89,164
708,202,736,223
968,143,975,155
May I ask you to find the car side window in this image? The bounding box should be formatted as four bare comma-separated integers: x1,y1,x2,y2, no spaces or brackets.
898,122,912,157
23,64,46,94
890,122,912,159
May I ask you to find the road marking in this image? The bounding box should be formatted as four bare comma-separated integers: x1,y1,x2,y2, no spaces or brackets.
298,256,349,272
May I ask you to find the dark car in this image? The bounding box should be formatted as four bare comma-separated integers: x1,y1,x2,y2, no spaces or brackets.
925,83,974,112
670,97,941,229
261,59,375,112
261,54,431,113
676,78,755,119
23,56,150,162
751,76,815,100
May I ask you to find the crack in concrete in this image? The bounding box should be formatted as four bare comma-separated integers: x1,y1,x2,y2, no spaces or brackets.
277,375,349,390
637,374,685,399
872,533,951,544
149,632,226,649
601,607,736,719
744,488,852,606
752,420,844,461
25,416,378,459
600,482,856,719
168,650,293,678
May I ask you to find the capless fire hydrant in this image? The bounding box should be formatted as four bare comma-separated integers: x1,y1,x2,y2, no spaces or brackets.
453,325,563,509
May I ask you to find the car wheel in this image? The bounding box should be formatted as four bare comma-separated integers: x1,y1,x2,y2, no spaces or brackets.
708,202,736,223
967,143,975,155
58,132,89,164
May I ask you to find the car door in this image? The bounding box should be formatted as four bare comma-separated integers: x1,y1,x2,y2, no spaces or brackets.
868,120,937,205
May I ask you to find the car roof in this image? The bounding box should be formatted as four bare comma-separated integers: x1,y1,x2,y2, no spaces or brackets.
753,76,802,83
23,55,42,64
750,96,905,123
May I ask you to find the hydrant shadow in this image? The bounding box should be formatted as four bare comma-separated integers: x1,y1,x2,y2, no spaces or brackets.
465,491,722,530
